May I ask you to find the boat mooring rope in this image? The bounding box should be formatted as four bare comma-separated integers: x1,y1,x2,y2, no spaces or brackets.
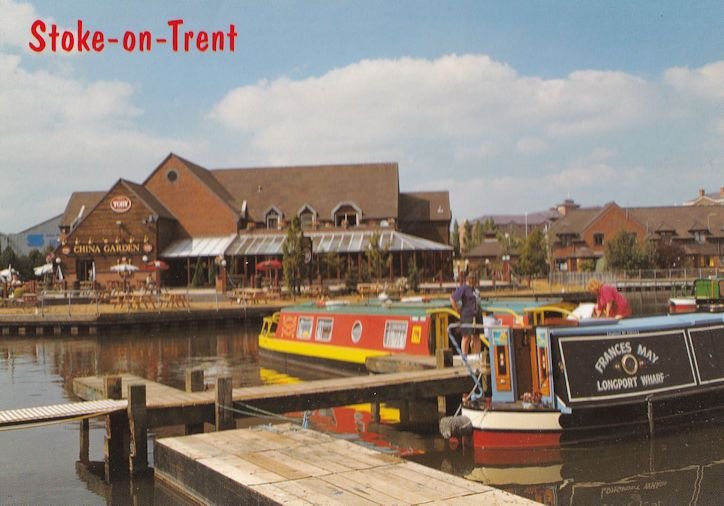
219,402,309,427
448,322,487,405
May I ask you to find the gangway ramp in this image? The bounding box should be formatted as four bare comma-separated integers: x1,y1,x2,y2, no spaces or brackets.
0,399,128,428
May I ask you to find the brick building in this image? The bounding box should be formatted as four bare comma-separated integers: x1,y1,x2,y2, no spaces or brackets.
549,202,724,271
56,154,452,288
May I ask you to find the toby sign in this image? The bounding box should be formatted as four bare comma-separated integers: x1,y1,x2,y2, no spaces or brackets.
110,196,132,213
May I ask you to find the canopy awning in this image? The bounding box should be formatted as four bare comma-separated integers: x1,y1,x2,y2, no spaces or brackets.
161,235,237,258
226,229,452,256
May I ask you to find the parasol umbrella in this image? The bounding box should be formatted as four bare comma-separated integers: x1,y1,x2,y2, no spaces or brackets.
34,263,54,277
256,259,283,271
110,263,140,274
141,260,170,272
0,265,19,281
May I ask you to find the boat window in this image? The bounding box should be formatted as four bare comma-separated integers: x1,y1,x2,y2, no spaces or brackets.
315,317,334,342
383,321,408,350
296,316,313,340
351,321,363,343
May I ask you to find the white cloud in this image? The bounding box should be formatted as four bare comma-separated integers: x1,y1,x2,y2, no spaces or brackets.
210,54,723,221
0,0,40,49
664,61,724,100
515,137,548,155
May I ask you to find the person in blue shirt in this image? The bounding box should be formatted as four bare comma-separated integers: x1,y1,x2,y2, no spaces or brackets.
450,273,481,358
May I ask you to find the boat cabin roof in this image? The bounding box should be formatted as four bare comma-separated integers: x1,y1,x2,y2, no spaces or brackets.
549,313,724,337
281,298,452,317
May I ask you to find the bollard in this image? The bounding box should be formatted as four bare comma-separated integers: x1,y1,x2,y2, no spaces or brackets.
215,376,234,431
128,384,148,476
185,369,205,434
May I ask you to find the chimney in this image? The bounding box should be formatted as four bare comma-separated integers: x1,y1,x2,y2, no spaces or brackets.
699,188,705,197
720,186,724,197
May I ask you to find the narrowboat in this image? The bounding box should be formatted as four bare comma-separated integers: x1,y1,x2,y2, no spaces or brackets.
258,297,573,370
258,298,458,369
668,277,724,314
445,311,724,448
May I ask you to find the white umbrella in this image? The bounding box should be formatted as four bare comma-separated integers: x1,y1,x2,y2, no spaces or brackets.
0,265,18,281
110,263,140,273
34,263,54,277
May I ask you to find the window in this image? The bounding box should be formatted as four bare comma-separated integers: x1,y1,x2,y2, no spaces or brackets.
266,210,280,229
694,231,707,243
166,170,178,183
299,208,315,229
593,233,604,246
315,317,333,342
383,321,408,350
296,317,313,340
351,321,363,343
332,203,361,227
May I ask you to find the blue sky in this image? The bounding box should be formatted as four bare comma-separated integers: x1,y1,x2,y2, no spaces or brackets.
1,0,722,233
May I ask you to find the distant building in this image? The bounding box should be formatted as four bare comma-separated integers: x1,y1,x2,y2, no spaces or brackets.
0,214,61,256
683,186,724,206
549,202,724,271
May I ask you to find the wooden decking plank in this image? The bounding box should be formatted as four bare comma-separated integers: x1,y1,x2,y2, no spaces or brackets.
266,476,379,506
325,438,403,467
250,483,315,505
279,443,362,473
245,449,330,480
197,454,285,486
400,460,487,493
372,464,471,500
330,467,432,504
428,490,535,505
320,469,427,505
159,434,227,460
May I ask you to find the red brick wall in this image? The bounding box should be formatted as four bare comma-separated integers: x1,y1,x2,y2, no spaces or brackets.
145,157,238,236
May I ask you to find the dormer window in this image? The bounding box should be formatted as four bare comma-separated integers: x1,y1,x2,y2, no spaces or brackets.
298,205,317,230
694,231,707,243
332,202,361,227
265,207,282,229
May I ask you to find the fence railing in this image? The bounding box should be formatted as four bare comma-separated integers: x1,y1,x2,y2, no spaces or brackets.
549,268,722,291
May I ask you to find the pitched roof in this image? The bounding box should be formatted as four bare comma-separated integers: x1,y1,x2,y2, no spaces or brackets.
548,207,602,236
211,163,400,222
474,209,560,226
119,180,176,220
550,204,724,240
60,191,105,228
399,192,451,223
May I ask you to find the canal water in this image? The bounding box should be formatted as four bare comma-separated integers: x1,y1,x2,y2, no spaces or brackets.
2,305,724,504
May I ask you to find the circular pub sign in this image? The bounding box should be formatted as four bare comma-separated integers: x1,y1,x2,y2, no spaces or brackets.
110,196,132,213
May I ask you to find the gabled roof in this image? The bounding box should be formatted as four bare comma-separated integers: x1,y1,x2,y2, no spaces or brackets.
465,239,516,258
119,179,176,221
60,191,105,228
399,192,451,223
548,207,602,236
550,204,724,240
212,162,400,222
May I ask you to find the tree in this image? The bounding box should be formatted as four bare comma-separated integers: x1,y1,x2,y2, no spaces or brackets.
652,241,686,269
282,216,306,295
462,220,473,253
407,261,420,293
319,251,341,280
605,230,652,270
515,228,548,286
365,232,390,283
450,219,460,258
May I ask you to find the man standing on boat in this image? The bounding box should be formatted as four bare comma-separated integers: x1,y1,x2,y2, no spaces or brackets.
587,278,632,319
451,273,481,358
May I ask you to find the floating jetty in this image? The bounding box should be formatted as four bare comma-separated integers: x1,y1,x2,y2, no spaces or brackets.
155,423,537,505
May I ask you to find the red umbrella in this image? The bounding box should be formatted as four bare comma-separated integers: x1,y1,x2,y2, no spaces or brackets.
256,259,283,271
141,260,170,272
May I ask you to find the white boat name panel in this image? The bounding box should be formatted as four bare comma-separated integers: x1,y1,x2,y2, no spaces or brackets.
558,330,697,403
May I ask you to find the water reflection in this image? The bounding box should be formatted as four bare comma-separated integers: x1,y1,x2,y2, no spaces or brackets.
410,420,724,505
